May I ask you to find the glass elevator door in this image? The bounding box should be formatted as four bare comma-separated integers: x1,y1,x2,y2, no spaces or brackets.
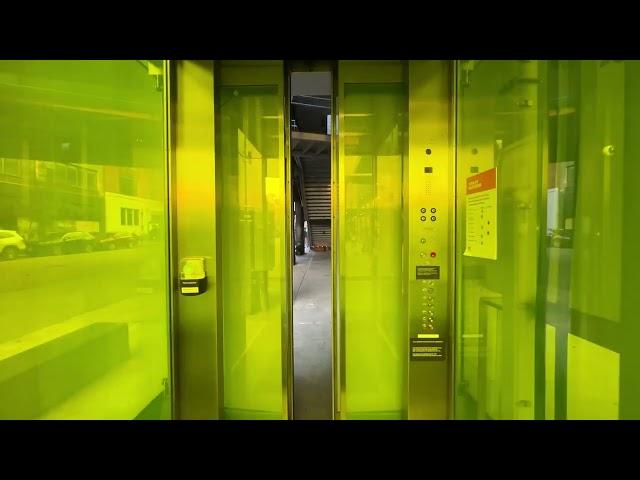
336,62,407,419
216,61,291,419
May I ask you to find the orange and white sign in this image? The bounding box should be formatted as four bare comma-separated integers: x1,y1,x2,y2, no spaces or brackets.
464,168,497,260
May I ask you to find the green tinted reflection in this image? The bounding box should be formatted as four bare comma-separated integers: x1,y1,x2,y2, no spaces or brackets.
340,83,406,419
455,60,640,420
546,61,625,419
455,61,540,420
0,60,170,419
218,85,286,419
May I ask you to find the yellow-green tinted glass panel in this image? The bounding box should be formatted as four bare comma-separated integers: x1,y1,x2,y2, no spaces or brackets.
218,83,286,420
340,83,406,419
456,60,640,419
569,61,624,324
0,60,170,419
542,60,637,419
454,60,540,420
545,324,556,419
567,334,619,419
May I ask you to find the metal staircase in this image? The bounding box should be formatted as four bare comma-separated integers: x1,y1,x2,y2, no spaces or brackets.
291,131,331,247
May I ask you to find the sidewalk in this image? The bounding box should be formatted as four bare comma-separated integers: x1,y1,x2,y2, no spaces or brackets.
293,250,332,419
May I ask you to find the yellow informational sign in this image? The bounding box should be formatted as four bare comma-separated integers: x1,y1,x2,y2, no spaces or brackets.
464,168,497,260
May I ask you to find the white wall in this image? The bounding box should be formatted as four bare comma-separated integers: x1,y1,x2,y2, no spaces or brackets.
104,191,162,235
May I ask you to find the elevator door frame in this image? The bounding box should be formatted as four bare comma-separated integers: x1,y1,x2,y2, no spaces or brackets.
170,60,454,420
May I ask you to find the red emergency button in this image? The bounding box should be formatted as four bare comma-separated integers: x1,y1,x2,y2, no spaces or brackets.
430,251,437,258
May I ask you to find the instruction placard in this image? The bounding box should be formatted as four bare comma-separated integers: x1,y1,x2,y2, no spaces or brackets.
464,168,497,260
410,338,446,361
416,265,440,280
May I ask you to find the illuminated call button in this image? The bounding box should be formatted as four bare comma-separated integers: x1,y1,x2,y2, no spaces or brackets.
418,333,440,339
430,251,436,258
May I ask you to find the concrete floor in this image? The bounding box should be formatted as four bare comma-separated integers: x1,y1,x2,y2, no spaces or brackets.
292,250,332,419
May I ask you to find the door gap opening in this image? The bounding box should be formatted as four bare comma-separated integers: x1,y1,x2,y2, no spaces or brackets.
290,70,333,419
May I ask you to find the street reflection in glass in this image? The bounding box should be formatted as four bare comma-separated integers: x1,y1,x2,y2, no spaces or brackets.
0,60,171,419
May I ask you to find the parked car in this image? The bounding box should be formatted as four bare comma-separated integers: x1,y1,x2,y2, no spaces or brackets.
96,231,139,250
32,231,98,256
0,230,27,260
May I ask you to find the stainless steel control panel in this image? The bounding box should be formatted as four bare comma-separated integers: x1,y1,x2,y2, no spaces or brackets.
407,61,453,419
